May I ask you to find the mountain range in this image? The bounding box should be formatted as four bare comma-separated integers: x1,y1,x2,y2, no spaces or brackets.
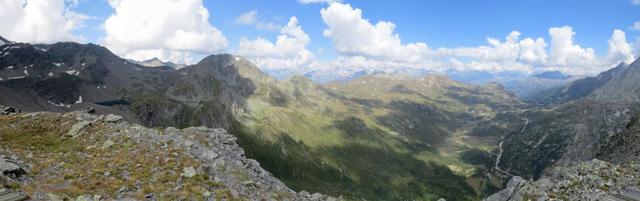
1,36,640,200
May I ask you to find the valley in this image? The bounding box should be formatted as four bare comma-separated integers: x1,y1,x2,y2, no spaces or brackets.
0,38,639,201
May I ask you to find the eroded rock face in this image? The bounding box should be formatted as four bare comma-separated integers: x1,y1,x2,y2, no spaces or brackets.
0,111,340,201
485,159,640,201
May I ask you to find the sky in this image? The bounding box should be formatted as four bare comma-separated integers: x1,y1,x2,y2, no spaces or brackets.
0,0,639,80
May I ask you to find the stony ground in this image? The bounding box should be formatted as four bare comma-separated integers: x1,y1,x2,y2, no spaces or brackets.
0,108,339,201
485,159,640,201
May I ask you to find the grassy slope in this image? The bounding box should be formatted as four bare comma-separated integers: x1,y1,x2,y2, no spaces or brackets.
0,114,236,200
229,75,522,200
118,61,522,200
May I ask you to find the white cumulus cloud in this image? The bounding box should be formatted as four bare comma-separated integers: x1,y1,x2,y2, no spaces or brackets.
452,31,547,65
607,29,634,64
633,0,640,5
310,2,634,77
548,26,597,67
237,17,314,71
0,0,87,44
320,2,429,62
103,0,227,64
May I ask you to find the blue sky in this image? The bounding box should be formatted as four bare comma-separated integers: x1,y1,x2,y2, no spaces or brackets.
70,0,639,58
1,0,639,79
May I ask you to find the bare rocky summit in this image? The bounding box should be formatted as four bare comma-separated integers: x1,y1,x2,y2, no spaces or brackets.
0,109,339,201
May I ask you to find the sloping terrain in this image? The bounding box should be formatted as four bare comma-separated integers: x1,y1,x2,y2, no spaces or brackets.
497,57,640,181
486,159,640,201
598,113,640,165
0,109,337,200
528,63,627,105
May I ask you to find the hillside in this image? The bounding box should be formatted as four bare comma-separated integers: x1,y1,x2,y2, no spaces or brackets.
0,108,337,200
528,63,627,105
496,57,640,181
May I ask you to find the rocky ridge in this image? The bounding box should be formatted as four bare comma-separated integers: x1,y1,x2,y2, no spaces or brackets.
485,159,640,201
0,107,338,200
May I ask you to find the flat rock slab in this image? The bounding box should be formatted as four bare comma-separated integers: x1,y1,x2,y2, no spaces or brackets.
66,121,91,138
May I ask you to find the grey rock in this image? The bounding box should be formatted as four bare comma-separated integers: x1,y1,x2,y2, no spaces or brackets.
0,158,24,177
47,193,63,201
75,195,94,201
181,166,197,178
103,114,123,122
66,121,91,138
101,139,115,149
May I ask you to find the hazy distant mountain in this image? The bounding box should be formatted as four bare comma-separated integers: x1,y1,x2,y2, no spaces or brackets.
303,69,385,83
533,71,571,80
129,57,186,69
503,71,573,99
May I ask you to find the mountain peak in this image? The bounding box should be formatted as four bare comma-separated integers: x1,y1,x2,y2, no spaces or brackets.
0,35,13,46
534,71,571,80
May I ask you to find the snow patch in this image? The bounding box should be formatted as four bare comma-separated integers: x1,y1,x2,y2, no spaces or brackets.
8,76,25,80
75,96,83,104
6,66,13,69
53,62,63,67
48,100,71,108
37,48,47,52
81,63,85,66
1,52,9,57
23,68,29,75
48,72,54,77
65,70,80,76
235,57,240,61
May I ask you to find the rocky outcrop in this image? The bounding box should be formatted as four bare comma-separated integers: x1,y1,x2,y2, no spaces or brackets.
598,114,640,165
486,159,640,201
0,111,339,201
0,105,18,115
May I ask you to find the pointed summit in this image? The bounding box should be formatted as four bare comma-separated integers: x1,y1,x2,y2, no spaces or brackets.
0,35,13,46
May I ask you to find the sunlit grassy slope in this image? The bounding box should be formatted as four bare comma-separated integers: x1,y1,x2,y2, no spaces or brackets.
231,73,524,200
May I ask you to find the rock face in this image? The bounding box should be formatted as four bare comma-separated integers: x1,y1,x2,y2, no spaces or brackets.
0,111,339,201
598,113,640,165
486,159,640,201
